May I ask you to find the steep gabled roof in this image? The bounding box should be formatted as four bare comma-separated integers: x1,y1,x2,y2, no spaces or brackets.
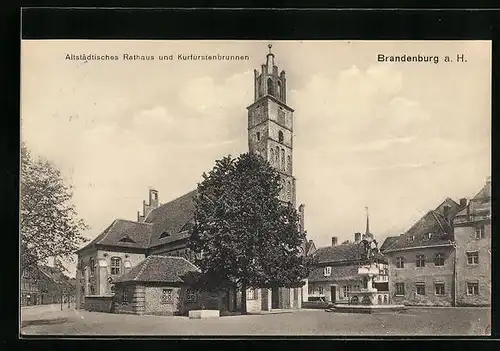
308,265,360,283
146,190,198,248
383,197,465,253
456,181,491,219
383,210,454,252
38,265,71,286
313,242,364,264
77,219,152,253
380,236,400,252
114,255,199,284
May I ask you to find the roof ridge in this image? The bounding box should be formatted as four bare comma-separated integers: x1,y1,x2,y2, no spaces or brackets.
115,218,152,225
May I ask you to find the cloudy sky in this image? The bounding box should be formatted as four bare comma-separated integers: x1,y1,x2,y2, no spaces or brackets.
21,40,491,274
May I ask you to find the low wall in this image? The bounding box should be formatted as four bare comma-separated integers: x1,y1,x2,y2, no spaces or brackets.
84,295,114,313
302,301,330,309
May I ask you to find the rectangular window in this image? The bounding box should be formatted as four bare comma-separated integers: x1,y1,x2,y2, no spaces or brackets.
467,251,479,265
324,266,332,277
434,253,445,266
308,285,313,295
186,289,197,303
435,283,445,295
318,286,324,295
467,282,479,295
161,289,173,304
122,288,128,303
475,225,485,239
343,285,350,298
111,257,121,275
395,283,405,296
246,288,258,300
416,254,425,267
89,258,96,276
396,257,404,268
416,283,426,296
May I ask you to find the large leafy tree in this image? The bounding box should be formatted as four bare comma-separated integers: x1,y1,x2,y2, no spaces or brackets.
188,152,309,313
20,143,88,272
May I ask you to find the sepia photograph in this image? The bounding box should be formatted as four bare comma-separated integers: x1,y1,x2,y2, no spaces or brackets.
20,40,491,336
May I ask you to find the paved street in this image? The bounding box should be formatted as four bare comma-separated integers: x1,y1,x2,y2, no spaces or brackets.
21,306,490,336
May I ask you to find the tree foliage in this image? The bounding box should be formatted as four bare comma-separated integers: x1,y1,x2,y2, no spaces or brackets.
20,143,88,271
188,152,310,312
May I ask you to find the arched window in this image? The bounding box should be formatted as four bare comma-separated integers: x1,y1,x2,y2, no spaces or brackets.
267,78,274,96
281,149,285,170
287,181,291,199
111,257,122,275
287,156,291,172
275,146,279,164
270,148,275,163
277,81,282,99
278,130,284,143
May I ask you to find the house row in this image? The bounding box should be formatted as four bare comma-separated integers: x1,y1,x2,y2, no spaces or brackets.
21,264,75,306
380,179,491,307
305,179,491,307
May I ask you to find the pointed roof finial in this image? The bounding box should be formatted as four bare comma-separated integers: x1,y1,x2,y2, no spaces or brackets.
268,44,273,54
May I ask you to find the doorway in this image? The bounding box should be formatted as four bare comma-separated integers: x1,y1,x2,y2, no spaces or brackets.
330,286,336,303
272,287,280,309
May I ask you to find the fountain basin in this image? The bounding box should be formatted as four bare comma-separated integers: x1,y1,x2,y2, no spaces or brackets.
331,304,406,314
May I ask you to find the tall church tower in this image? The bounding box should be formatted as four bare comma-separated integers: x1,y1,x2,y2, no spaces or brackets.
246,44,296,206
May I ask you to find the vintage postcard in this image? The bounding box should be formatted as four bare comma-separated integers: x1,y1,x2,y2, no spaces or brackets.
20,40,491,336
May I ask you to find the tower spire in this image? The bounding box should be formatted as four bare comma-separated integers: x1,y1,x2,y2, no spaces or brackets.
365,206,370,235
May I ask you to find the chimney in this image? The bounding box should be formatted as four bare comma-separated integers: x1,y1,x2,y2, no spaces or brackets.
298,204,305,234
331,237,338,247
354,232,361,242
459,198,467,208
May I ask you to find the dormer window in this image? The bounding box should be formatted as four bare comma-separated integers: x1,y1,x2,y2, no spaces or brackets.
256,132,261,141
323,266,332,277
409,235,415,242
159,231,170,239
118,236,136,243
427,232,433,240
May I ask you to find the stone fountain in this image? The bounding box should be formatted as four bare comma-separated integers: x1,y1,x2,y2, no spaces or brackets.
330,237,406,314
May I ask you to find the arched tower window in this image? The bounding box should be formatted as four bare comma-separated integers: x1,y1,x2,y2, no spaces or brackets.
281,149,285,170
267,78,274,96
275,146,279,164
278,130,284,143
287,156,291,172
287,181,291,200
270,148,275,163
277,81,282,99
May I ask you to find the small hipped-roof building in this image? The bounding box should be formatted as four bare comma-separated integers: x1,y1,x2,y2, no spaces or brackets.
113,255,227,316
